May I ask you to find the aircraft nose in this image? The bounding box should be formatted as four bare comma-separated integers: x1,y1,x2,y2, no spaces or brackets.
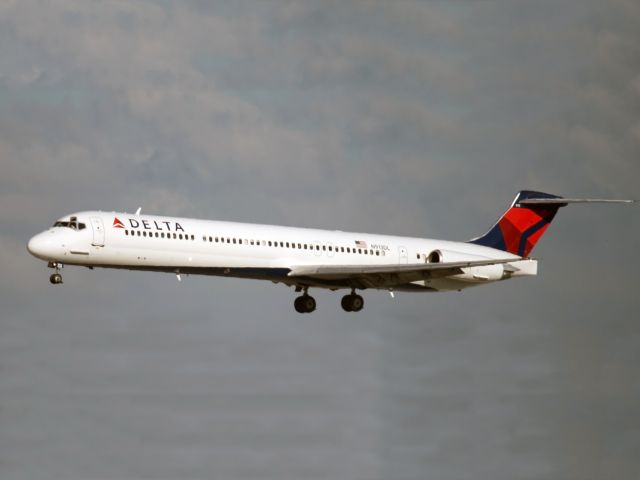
27,232,53,259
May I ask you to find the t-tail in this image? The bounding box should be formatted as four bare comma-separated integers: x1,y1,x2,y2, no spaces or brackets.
469,190,634,257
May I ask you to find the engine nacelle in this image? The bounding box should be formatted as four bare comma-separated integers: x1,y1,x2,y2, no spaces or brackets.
426,249,488,264
426,249,506,282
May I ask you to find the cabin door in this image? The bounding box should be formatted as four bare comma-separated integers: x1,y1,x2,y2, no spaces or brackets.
90,217,105,247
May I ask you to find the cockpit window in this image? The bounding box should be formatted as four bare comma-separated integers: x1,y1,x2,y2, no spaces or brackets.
53,220,86,230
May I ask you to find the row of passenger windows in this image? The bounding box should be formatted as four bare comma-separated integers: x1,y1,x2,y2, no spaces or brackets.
125,230,195,241
123,229,385,256
201,235,385,256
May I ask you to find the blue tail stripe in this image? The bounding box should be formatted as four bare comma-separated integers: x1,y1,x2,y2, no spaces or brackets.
470,225,505,250
517,218,549,257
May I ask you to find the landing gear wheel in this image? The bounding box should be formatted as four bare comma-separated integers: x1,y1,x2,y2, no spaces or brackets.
351,294,364,312
294,295,316,313
341,295,353,312
341,294,364,312
49,273,63,285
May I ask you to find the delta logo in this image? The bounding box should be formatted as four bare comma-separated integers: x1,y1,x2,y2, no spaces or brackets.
112,216,185,232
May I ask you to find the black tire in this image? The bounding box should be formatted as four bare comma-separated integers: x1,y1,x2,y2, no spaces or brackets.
303,296,316,313
294,296,306,313
49,273,62,285
294,295,316,313
351,295,364,312
341,295,353,312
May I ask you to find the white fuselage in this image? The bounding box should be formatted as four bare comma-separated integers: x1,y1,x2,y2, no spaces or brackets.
27,211,536,293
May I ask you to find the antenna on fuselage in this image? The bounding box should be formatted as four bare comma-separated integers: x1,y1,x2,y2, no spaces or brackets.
135,207,141,215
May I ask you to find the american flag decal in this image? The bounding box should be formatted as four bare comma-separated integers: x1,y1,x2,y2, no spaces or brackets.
355,240,367,248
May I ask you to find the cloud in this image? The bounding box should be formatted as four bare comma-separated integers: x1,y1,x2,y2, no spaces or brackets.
1,2,638,479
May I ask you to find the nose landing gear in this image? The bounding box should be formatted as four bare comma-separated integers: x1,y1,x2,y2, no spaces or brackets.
48,262,63,285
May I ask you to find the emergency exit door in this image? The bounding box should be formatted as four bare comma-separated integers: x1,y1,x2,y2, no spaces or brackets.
398,246,408,264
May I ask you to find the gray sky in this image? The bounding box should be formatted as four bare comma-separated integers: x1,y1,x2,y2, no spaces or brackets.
1,1,638,479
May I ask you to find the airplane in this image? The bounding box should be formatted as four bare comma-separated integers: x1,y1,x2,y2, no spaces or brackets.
27,190,633,313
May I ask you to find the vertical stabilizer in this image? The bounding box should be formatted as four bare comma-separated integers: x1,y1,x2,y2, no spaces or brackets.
469,191,563,257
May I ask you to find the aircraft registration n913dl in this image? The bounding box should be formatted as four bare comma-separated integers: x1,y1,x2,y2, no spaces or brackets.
27,190,633,313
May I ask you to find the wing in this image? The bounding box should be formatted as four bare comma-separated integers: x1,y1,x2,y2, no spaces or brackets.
288,257,521,289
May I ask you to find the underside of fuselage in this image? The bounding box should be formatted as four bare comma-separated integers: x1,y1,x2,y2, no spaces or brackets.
79,263,444,292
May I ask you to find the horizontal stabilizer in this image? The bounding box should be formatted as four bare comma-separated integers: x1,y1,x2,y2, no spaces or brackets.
470,190,634,257
518,198,634,206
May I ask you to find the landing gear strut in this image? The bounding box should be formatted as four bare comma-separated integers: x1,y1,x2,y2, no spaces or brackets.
294,287,316,313
341,290,364,312
48,262,63,285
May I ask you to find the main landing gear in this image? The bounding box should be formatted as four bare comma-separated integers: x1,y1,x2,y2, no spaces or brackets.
341,290,364,312
48,261,63,285
292,287,364,314
294,294,317,314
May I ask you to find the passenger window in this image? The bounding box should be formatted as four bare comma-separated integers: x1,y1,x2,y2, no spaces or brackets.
178,234,183,240
341,247,344,252
376,251,380,256
161,232,165,238
298,243,302,249
125,230,129,236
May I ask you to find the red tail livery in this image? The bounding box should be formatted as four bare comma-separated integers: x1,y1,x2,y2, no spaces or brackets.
470,191,563,257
